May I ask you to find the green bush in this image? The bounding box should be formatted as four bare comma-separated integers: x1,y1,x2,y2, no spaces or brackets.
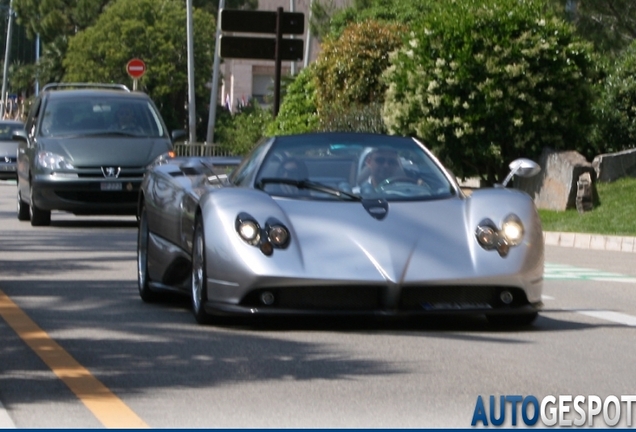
382,0,599,185
318,102,387,133
215,103,272,155
266,67,320,136
313,19,407,109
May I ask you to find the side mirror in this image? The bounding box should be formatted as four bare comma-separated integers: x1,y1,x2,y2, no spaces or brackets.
499,158,540,188
12,129,28,143
171,129,187,142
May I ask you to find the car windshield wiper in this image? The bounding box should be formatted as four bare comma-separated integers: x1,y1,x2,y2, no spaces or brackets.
256,177,362,201
79,131,143,137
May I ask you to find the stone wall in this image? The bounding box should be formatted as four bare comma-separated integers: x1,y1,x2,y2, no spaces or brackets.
592,148,636,182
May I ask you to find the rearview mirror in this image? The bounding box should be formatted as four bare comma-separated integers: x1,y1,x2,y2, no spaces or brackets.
499,158,541,188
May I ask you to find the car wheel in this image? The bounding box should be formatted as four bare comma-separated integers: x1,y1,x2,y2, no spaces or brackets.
29,188,51,226
486,312,538,328
17,188,30,221
137,206,159,302
191,217,212,324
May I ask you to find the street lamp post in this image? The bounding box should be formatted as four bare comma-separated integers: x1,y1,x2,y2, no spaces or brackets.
1,0,15,119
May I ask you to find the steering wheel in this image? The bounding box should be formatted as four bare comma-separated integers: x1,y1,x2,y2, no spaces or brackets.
380,176,419,187
377,176,432,196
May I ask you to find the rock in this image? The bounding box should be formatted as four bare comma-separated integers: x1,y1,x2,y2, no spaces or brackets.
515,147,597,211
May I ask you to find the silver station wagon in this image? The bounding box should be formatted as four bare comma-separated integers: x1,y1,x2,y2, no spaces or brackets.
14,83,184,226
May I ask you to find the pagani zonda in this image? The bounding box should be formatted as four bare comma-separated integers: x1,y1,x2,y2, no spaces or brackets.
137,132,544,326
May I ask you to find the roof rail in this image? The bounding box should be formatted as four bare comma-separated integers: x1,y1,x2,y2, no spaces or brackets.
41,83,131,92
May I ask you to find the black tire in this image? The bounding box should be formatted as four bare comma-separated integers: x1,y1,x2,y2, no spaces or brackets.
191,217,212,324
29,188,51,226
486,312,538,328
17,188,30,221
137,206,159,302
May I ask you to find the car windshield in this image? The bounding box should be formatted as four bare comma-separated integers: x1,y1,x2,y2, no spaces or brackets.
254,133,456,201
40,97,166,138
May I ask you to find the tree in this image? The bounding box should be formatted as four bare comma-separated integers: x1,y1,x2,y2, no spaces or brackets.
62,0,215,137
313,19,406,109
562,0,636,56
382,0,599,185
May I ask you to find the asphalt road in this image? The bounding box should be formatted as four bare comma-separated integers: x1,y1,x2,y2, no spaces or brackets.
0,180,635,428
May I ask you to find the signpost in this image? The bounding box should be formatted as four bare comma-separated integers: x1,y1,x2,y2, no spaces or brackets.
126,58,146,91
218,7,304,116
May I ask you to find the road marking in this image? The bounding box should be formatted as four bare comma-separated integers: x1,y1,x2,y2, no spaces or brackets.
0,401,16,428
576,310,636,327
0,290,148,428
545,263,636,283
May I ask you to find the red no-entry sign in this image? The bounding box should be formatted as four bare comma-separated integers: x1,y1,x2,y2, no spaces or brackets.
126,59,146,79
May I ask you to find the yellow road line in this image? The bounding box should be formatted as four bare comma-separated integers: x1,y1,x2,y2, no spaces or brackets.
0,289,148,428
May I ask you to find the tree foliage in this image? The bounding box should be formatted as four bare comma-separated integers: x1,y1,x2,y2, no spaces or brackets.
591,41,636,153
63,0,215,137
313,19,407,109
382,0,599,185
216,103,272,155
266,66,319,136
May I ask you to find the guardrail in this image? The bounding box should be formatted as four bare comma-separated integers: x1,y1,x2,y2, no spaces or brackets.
173,143,236,157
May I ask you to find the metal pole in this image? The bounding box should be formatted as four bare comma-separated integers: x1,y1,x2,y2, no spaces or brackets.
206,0,225,144
303,0,313,68
273,7,283,116
1,0,15,119
186,0,197,144
290,0,296,76
35,33,40,95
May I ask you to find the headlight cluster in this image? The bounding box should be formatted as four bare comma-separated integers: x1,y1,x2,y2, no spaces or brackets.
235,212,290,256
37,151,74,170
475,214,525,257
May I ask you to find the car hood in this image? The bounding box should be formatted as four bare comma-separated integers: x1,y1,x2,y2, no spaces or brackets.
0,140,17,157
37,136,171,166
275,198,479,283
204,186,542,287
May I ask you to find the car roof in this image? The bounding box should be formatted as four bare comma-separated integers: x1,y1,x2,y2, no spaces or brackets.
43,89,151,101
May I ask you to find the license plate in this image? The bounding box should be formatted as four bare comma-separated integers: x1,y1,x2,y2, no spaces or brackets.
100,182,122,191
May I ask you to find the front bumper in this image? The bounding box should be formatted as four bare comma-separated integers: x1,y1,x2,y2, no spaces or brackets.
31,174,142,214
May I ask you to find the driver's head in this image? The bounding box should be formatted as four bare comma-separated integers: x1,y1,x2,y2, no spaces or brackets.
366,147,399,186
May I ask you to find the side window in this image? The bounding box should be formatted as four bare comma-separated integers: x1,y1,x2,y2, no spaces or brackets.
230,140,271,187
26,97,42,138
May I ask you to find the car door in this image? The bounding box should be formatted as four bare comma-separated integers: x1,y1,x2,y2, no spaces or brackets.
17,96,43,203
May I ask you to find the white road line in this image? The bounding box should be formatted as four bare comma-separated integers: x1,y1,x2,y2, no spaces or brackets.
0,401,16,428
577,310,636,327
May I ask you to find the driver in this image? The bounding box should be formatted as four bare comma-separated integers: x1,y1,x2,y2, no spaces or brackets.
360,147,401,190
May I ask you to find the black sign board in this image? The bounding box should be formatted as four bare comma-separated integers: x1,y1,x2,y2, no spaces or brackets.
220,9,304,35
220,36,304,61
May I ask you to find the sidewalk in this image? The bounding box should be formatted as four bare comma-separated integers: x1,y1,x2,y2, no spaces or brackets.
544,231,636,253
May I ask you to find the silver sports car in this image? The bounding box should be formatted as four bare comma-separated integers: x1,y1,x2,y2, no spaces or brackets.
137,132,544,327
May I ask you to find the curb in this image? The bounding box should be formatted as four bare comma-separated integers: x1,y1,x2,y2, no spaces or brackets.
544,231,636,253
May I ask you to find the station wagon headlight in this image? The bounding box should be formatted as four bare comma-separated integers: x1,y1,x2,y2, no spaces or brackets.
37,151,74,170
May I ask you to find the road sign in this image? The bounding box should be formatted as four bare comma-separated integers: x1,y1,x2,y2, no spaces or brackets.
126,59,146,79
220,36,304,61
220,9,304,35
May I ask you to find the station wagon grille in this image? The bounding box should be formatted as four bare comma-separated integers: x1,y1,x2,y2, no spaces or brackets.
399,286,529,310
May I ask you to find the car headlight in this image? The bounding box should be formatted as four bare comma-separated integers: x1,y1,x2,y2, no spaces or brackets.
235,214,261,245
475,214,525,257
267,224,289,247
501,214,524,246
475,220,498,250
37,151,74,170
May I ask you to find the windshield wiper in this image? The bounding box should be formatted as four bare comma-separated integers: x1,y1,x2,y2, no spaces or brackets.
256,178,362,201
80,131,142,137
